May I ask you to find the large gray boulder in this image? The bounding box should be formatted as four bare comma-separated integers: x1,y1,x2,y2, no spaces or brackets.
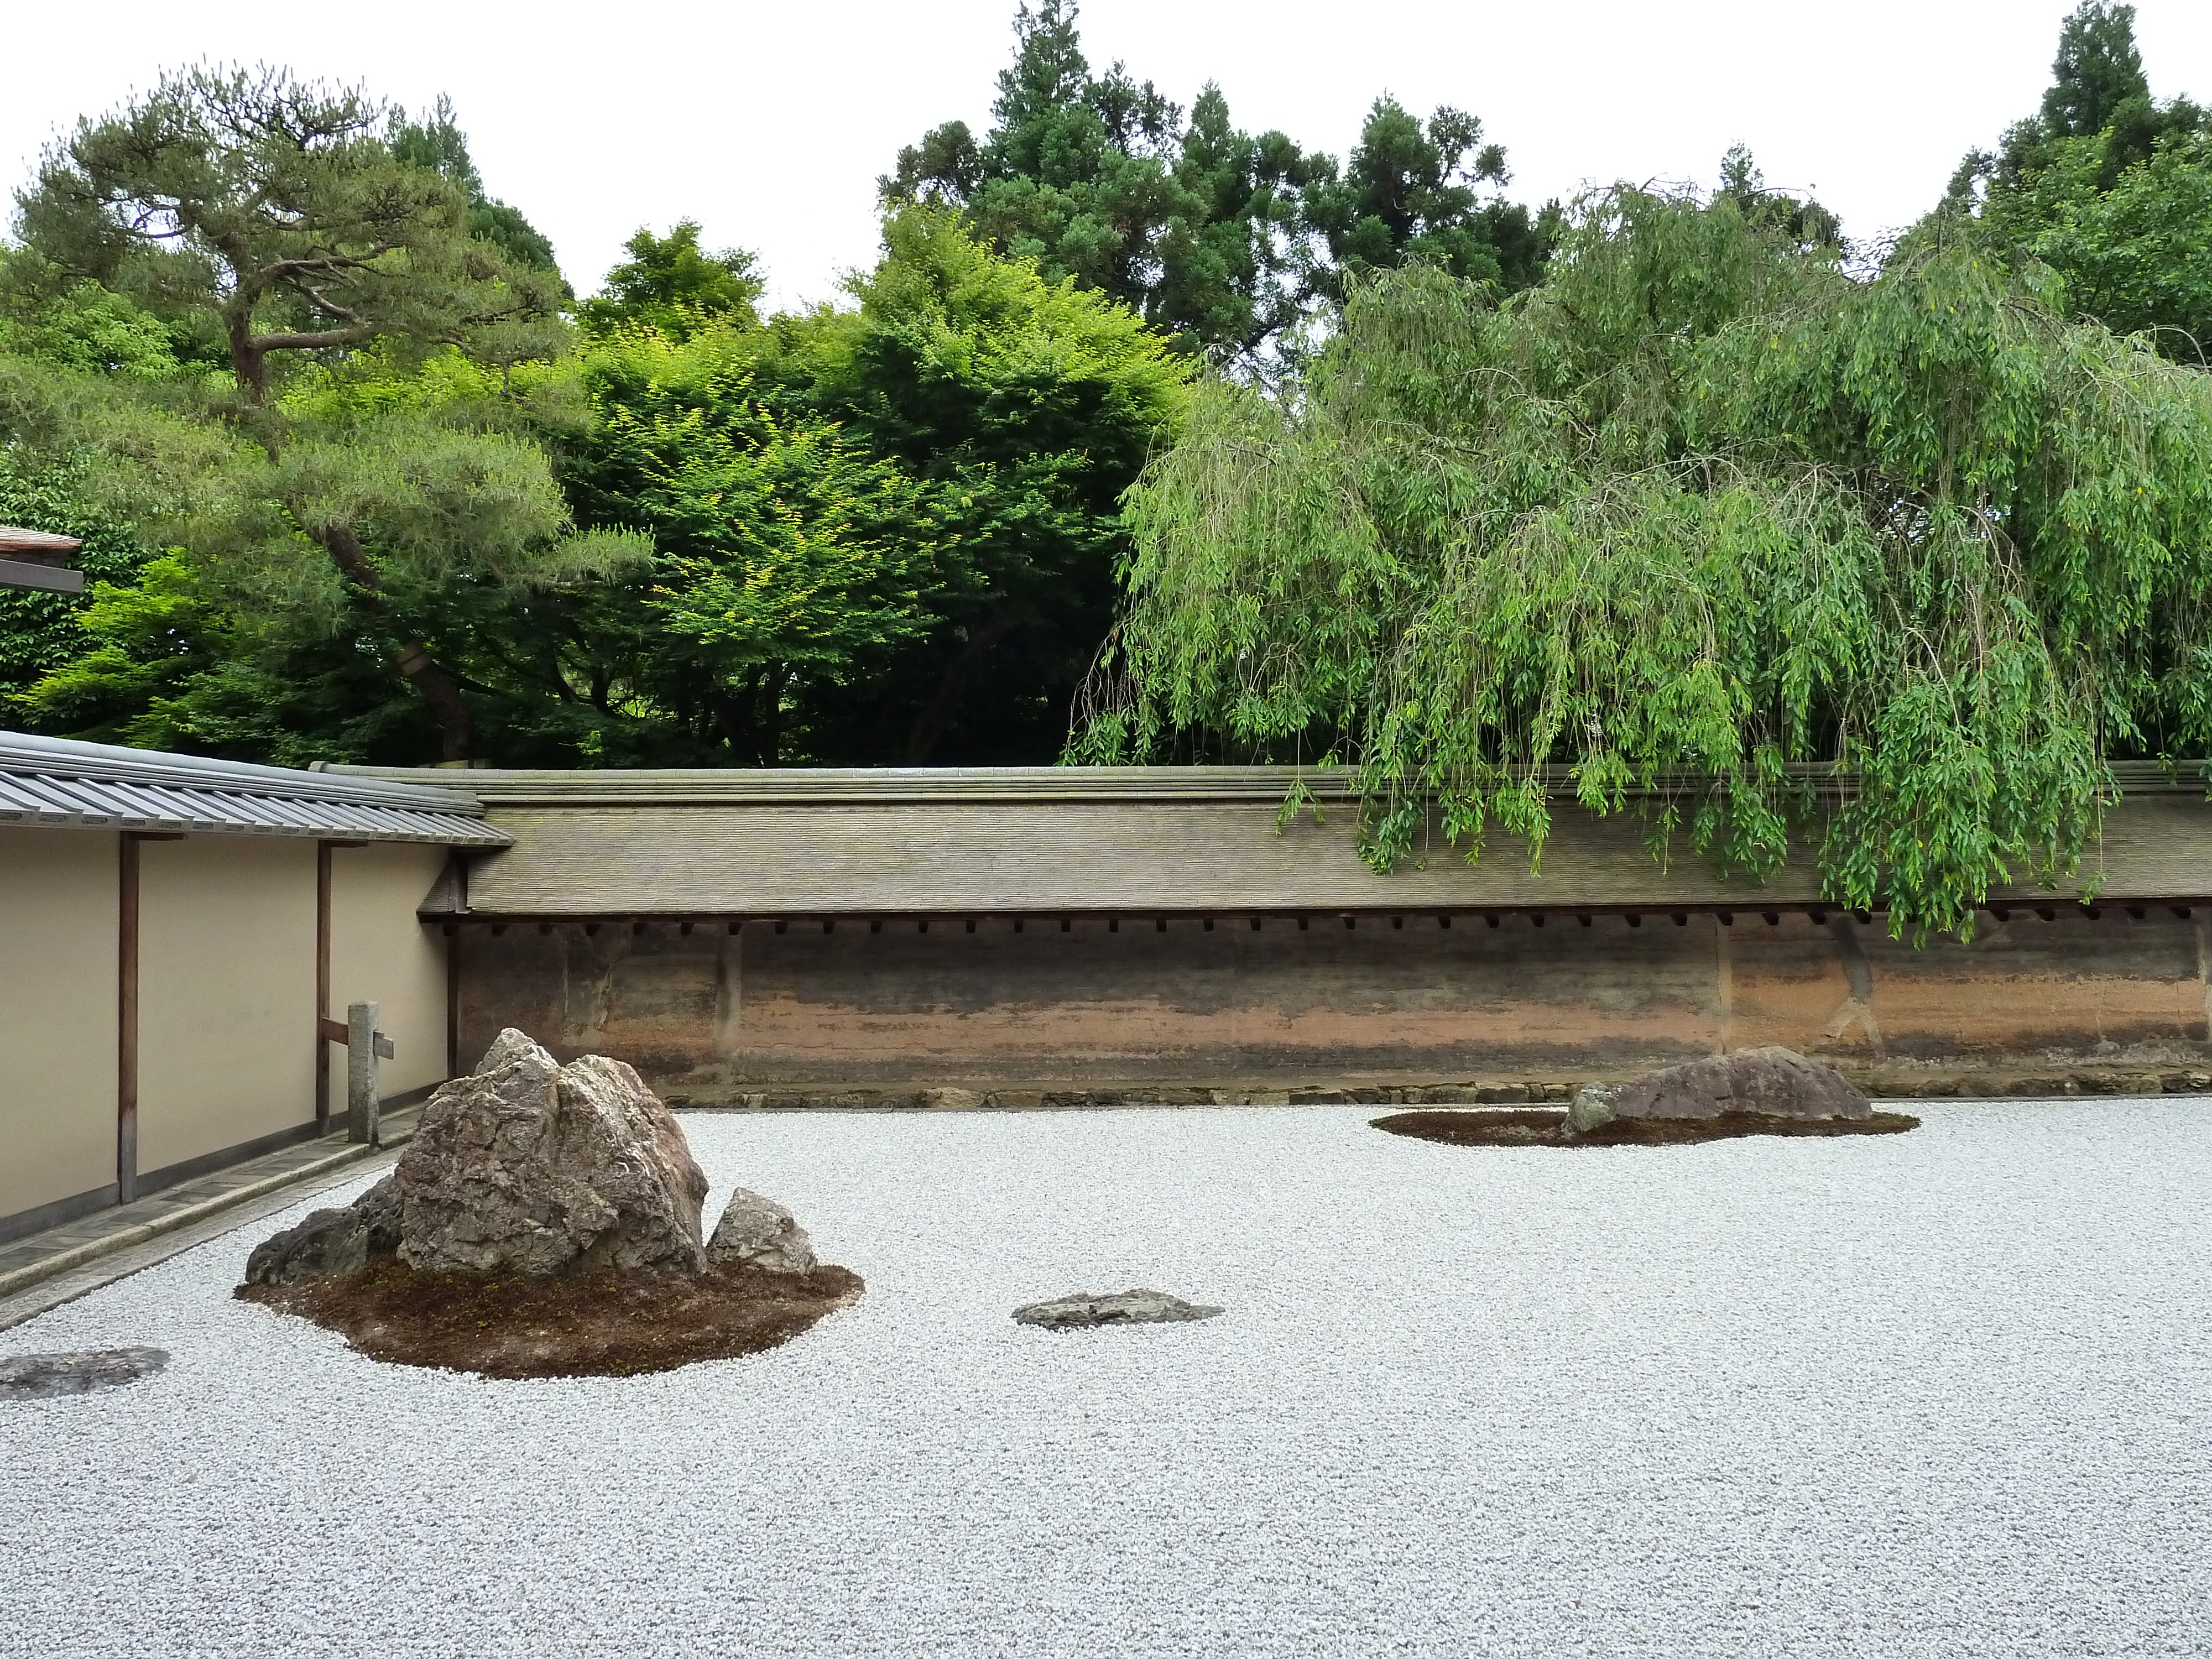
1567,1046,1870,1133
706,1188,818,1274
394,1030,709,1275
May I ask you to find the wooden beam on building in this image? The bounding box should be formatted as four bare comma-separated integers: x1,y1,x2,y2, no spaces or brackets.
315,842,332,1132
0,557,84,593
117,835,139,1206
0,526,85,593
116,830,183,1204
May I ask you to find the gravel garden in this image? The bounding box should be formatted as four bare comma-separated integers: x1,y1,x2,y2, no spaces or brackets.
3,1094,2209,1658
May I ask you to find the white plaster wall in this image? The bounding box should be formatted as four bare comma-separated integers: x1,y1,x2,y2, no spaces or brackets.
135,837,316,1175
328,843,450,1098
0,830,118,1222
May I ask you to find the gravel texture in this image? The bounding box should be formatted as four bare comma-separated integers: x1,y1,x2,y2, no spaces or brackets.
2,1100,2208,1658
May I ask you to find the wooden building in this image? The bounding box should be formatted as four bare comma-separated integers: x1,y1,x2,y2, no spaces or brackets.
0,733,506,1241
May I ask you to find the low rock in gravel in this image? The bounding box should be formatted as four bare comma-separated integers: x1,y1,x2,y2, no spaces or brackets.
706,1188,818,1274
243,1170,397,1286
395,1029,710,1275
245,1206,369,1285
243,1176,404,1285
1013,1289,1224,1330
0,1346,168,1398
1567,1047,1870,1134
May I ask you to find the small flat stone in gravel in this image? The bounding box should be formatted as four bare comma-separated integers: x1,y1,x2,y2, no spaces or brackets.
1012,1288,1224,1329
0,1347,168,1399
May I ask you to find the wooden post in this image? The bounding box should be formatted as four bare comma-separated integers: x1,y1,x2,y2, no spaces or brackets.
115,831,183,1204
117,835,140,1204
445,924,461,1081
315,842,333,1132
347,1000,382,1146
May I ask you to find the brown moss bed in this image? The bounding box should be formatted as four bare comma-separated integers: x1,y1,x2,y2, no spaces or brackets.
237,1258,864,1380
1370,1107,1922,1147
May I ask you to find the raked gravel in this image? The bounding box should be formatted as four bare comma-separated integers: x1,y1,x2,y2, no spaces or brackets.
2,1100,2209,1659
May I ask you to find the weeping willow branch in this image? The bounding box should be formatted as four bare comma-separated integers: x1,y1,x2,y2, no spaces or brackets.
1078,186,2212,938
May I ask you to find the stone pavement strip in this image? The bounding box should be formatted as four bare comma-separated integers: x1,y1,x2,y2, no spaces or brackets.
0,1107,422,1333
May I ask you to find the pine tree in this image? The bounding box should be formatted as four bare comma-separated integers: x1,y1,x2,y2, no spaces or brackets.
13,65,634,759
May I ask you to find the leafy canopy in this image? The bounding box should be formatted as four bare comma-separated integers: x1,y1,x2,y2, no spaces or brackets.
578,222,765,341
884,0,1548,358
1081,185,2212,938
1940,3,2210,355
19,65,566,403
1300,97,1553,301
9,66,632,760
504,208,1193,766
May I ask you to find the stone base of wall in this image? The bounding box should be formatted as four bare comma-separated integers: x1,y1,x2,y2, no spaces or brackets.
653,1066,2212,1109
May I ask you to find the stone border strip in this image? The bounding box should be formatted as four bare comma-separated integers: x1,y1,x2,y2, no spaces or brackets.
0,1114,421,1318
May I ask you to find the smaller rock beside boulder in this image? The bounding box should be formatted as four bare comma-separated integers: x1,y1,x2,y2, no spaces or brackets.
243,1177,401,1286
0,1346,169,1398
706,1188,819,1274
1567,1047,1870,1134
1013,1289,1224,1330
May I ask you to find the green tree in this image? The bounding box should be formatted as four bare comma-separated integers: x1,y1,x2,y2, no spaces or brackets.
1082,186,2212,938
797,209,1191,760
887,3,1561,355
1974,0,2201,185
883,0,1323,356
0,456,155,713
1298,97,1556,300
389,94,565,278
425,210,1189,765
435,324,958,765
1714,144,1840,254
577,222,764,341
1937,4,2209,353
12,65,633,760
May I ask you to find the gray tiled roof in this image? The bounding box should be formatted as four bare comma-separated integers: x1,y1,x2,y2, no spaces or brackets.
0,732,509,847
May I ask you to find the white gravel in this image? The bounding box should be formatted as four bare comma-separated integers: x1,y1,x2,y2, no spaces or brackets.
3,1100,2209,1659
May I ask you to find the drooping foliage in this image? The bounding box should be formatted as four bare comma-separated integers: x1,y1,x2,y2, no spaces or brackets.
1081,186,2212,937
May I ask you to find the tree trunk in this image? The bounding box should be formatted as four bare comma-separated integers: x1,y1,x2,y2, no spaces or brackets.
226,309,269,405
310,521,476,762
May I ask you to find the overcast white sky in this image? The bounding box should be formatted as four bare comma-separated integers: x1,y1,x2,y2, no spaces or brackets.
5,1,2209,312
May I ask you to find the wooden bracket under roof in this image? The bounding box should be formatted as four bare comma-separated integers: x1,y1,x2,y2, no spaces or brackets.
0,525,85,594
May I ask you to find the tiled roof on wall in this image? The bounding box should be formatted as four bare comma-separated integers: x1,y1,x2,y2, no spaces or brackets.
0,732,511,846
